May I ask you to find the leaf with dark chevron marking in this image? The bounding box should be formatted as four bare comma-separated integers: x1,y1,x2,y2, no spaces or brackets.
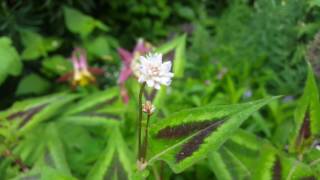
156,120,224,139
148,97,278,173
175,120,224,162
296,109,311,149
7,103,48,128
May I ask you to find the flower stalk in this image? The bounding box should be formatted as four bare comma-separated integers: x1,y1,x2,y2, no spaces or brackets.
138,82,146,160
141,112,151,161
136,52,173,171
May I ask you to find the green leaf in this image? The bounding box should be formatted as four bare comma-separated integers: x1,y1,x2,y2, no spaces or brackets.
63,88,119,116
42,55,72,75
310,0,320,7
0,93,79,135
173,34,186,78
87,127,133,180
290,63,320,152
84,35,111,59
252,144,277,180
12,166,76,180
59,88,122,127
20,30,61,61
15,73,51,96
149,96,279,173
19,94,78,135
156,34,187,78
43,123,71,175
63,6,109,37
0,37,22,85
208,151,233,180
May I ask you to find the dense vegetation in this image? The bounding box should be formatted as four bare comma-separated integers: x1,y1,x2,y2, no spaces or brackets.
1,0,320,179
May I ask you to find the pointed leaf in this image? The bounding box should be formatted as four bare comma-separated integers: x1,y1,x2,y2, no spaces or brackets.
149,96,279,173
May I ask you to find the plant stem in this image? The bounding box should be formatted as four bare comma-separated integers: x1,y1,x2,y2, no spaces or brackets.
141,113,151,160
138,82,146,160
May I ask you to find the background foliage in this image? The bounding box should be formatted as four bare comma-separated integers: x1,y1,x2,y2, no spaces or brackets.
1,0,320,179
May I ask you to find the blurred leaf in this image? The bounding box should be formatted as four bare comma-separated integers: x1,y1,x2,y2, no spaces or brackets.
63,6,109,37
0,37,22,85
20,30,61,61
84,36,111,59
173,34,186,78
15,73,50,96
310,0,320,7
87,127,133,180
42,55,72,75
156,34,186,78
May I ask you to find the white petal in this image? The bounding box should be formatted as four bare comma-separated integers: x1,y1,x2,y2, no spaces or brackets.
154,83,161,89
160,78,171,86
146,80,155,87
161,61,172,72
139,56,148,64
138,76,145,83
152,53,162,64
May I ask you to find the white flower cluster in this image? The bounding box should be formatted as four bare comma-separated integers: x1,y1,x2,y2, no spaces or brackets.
138,53,174,89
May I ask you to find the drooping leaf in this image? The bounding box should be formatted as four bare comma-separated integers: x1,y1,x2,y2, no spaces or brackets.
148,96,279,173
0,93,79,135
60,88,122,126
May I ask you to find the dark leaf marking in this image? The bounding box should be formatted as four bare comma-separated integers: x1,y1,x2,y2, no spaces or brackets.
104,153,128,180
175,120,224,162
21,174,41,180
296,110,311,148
301,176,317,180
77,97,121,121
156,120,224,139
272,156,281,180
87,97,118,112
7,103,48,128
44,148,55,168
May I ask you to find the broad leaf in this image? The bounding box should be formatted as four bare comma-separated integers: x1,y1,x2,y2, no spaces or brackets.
20,30,61,61
63,6,109,37
0,37,22,85
15,73,51,96
148,96,279,173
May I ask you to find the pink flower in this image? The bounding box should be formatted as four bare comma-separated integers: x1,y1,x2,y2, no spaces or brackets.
118,39,152,103
57,48,104,89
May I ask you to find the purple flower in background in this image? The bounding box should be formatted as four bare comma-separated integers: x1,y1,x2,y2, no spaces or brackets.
118,39,152,103
57,48,104,89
